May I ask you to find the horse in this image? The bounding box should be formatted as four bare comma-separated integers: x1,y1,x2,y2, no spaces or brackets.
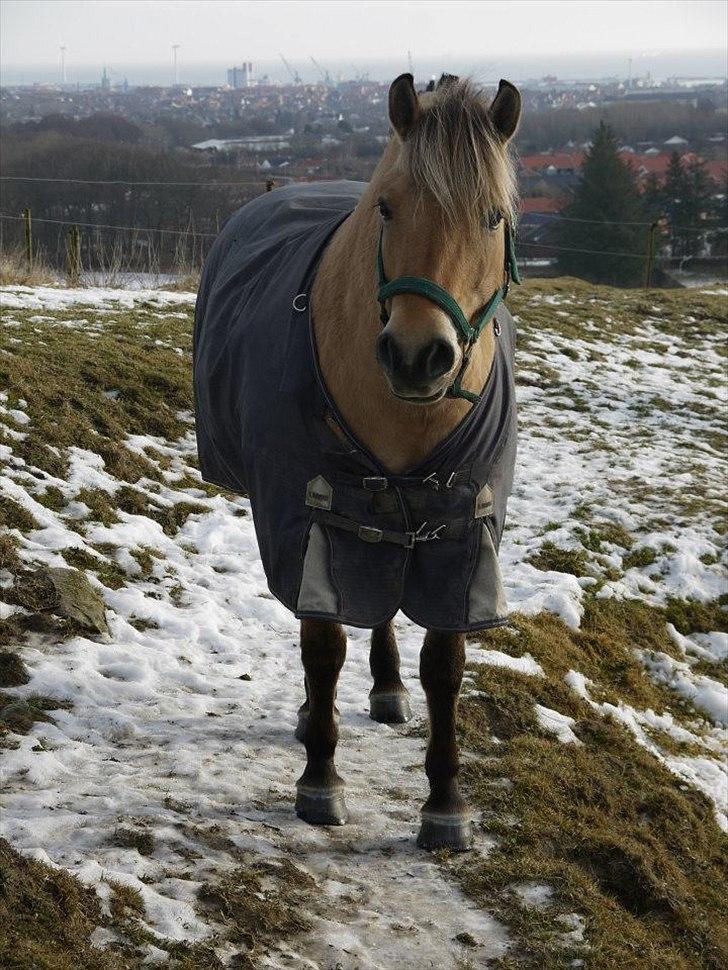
193,73,521,851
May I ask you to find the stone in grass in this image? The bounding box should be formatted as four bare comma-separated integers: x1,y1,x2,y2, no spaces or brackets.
13,567,109,636
46,568,109,635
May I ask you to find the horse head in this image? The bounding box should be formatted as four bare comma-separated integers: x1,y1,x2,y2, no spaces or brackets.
372,73,521,403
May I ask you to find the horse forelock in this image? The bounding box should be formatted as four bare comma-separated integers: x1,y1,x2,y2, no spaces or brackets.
400,79,518,233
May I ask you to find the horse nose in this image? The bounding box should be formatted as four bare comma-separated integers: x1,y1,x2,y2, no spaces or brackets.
377,332,456,388
376,330,404,377
417,338,456,381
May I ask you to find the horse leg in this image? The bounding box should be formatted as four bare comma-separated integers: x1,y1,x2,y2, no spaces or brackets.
295,618,348,825
295,677,341,743
369,620,412,723
417,629,473,851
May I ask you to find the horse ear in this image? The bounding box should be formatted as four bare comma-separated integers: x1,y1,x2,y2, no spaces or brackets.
388,73,420,140
489,79,521,141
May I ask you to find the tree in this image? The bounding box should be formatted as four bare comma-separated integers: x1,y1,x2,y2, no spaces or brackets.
661,152,713,258
556,122,647,285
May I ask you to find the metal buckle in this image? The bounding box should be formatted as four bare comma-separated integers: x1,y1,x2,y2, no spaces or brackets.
292,293,307,312
422,472,440,490
445,471,457,488
363,476,388,491
414,522,447,543
358,525,383,543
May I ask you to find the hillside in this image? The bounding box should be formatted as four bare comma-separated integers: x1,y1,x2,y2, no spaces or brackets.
0,279,726,969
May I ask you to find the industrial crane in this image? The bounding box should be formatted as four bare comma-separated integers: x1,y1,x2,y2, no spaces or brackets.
278,53,302,85
310,56,332,87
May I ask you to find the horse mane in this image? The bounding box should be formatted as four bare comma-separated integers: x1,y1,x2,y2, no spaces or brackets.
401,78,518,232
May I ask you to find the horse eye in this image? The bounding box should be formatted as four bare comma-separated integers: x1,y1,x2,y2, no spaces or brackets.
377,198,393,222
486,210,502,231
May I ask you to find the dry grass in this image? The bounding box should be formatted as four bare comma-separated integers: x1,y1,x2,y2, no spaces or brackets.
0,248,58,286
453,601,728,968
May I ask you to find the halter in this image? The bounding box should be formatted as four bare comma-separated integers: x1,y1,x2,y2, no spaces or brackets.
376,222,521,404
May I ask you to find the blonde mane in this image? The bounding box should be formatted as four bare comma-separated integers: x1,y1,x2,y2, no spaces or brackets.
401,78,518,232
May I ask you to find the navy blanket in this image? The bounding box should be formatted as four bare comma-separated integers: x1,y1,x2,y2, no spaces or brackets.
194,181,517,631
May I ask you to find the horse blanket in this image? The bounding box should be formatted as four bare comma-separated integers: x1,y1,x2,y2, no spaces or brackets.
194,181,517,632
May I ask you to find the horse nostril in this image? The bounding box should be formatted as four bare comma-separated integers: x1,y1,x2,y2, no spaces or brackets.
418,338,456,381
376,331,402,375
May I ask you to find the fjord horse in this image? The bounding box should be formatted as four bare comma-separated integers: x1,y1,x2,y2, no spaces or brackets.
297,74,520,850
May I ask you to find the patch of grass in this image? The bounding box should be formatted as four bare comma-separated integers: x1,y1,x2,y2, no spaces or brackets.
0,650,30,687
0,533,22,572
110,828,155,857
458,602,728,968
0,692,71,737
0,306,193,482
34,485,67,512
196,859,317,968
76,489,120,527
664,597,728,636
61,548,127,591
0,838,135,970
576,521,634,552
0,496,37,534
527,541,591,577
623,546,659,570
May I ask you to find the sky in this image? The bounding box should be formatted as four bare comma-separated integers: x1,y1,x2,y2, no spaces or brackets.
1,0,726,70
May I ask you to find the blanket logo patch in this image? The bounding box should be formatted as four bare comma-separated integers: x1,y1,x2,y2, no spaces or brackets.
305,475,333,510
474,483,494,518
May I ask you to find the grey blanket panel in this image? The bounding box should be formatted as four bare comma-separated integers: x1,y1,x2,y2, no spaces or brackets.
194,181,517,631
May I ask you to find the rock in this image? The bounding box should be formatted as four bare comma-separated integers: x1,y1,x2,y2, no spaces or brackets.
46,567,109,635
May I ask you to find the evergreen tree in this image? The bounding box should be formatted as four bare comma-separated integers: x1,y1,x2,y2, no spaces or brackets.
662,154,713,258
556,122,647,285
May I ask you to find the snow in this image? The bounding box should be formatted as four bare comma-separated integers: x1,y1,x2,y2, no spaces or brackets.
1,284,727,963
0,284,196,312
535,704,582,744
469,648,545,677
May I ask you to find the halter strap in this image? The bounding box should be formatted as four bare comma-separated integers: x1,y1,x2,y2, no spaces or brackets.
376,222,520,404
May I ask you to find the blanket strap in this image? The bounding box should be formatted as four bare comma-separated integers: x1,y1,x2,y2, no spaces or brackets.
315,509,467,548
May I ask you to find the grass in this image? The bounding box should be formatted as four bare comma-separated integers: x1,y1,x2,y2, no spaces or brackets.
454,600,728,968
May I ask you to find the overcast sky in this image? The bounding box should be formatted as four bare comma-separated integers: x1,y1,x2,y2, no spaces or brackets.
1,0,726,68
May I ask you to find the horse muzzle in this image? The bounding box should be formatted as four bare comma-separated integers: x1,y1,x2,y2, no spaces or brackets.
376,329,458,403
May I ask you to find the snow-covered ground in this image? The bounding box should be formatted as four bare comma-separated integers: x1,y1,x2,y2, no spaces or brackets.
1,283,726,966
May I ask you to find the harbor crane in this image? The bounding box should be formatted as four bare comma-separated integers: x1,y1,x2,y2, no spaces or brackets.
310,56,332,87
279,54,302,85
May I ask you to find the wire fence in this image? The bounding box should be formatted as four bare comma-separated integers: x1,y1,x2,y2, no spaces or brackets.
1,173,726,275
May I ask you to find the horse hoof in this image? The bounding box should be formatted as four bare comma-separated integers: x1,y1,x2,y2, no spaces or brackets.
369,690,412,724
295,785,348,826
417,811,473,852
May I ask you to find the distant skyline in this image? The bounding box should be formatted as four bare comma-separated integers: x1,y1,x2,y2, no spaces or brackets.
1,1,726,79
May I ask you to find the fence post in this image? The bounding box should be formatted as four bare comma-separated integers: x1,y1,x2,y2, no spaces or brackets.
644,221,658,289
22,208,32,271
66,226,82,286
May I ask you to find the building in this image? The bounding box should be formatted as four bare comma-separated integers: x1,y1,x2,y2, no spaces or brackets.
227,63,254,89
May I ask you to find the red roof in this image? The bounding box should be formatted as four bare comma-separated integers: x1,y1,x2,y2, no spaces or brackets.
520,153,583,172
520,196,569,214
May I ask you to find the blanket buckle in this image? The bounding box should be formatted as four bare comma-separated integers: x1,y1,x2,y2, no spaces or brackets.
358,525,383,543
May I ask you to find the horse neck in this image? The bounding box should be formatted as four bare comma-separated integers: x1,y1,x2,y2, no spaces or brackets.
311,176,496,476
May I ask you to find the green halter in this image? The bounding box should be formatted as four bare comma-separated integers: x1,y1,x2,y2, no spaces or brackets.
377,223,521,404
